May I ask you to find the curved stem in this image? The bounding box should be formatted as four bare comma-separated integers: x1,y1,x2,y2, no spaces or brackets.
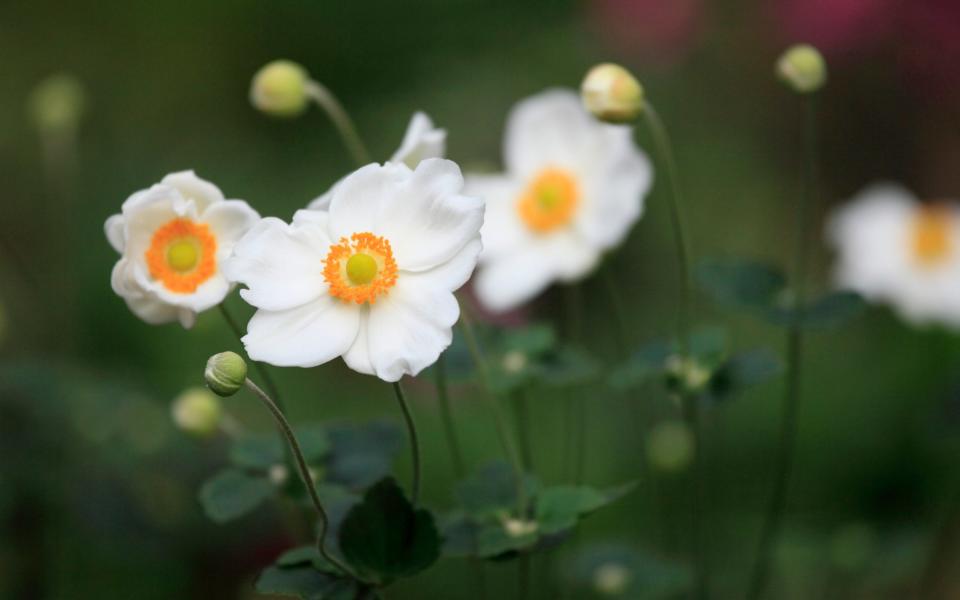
512,387,534,472
434,354,466,478
746,95,818,600
391,381,422,505
458,304,529,517
305,80,372,167
242,378,356,579
600,261,630,358
218,304,284,411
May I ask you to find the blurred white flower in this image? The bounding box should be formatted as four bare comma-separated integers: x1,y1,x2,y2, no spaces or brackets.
827,183,960,328
307,112,446,211
466,89,652,312
225,159,483,382
105,171,260,328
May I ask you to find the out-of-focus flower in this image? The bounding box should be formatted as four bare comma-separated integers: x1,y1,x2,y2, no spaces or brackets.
646,420,694,472
27,73,87,134
307,112,446,211
589,0,704,66
593,561,632,596
225,159,483,382
581,63,644,124
250,60,310,118
205,351,248,397
105,171,260,328
776,44,827,94
466,90,651,312
827,183,960,327
171,387,222,438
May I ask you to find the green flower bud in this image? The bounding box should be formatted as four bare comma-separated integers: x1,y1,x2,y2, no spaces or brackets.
646,420,694,472
581,63,644,124
204,351,248,397
171,387,222,438
250,60,310,118
776,44,827,94
28,73,87,134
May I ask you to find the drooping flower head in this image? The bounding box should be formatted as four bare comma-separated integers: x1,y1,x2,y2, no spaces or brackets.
225,159,483,382
466,89,652,312
105,171,260,328
827,183,960,327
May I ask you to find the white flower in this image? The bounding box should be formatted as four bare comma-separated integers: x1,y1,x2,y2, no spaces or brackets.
465,89,652,312
827,183,960,327
307,112,446,211
105,171,260,328
224,159,483,382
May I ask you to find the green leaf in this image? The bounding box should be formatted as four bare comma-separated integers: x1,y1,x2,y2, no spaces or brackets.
769,291,866,329
696,259,786,310
455,461,538,518
535,483,637,535
476,521,538,558
198,468,274,523
326,421,402,490
338,477,440,584
255,565,358,599
608,340,673,390
707,349,782,402
229,434,283,470
502,324,556,355
439,512,482,558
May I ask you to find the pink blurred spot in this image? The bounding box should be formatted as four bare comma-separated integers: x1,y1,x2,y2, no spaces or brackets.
589,0,704,66
775,0,896,57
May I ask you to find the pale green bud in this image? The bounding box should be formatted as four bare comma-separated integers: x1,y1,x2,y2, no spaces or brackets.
171,387,222,438
502,517,539,538
646,420,694,472
593,562,632,596
776,44,827,94
501,350,528,374
28,73,87,133
665,355,712,396
204,351,248,397
250,60,310,118
581,63,644,124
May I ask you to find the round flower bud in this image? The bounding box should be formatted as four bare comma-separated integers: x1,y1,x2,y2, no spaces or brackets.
646,420,694,472
593,562,632,596
171,387,222,438
580,63,644,124
204,351,248,397
250,60,310,118
776,44,827,94
28,73,87,134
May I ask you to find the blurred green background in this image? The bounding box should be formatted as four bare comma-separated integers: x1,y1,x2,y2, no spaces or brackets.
4,0,960,598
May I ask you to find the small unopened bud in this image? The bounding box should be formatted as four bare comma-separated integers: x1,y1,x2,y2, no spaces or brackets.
593,562,632,596
581,63,644,124
171,387,222,438
268,464,289,485
776,44,827,94
646,420,694,472
28,73,87,133
503,517,539,538
502,350,528,374
250,60,310,118
204,351,248,397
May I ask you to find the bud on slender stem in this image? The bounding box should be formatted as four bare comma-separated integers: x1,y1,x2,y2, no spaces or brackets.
580,63,644,124
171,387,223,438
776,44,827,94
250,60,310,118
204,351,248,397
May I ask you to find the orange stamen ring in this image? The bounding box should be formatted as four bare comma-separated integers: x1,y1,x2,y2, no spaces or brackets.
145,218,218,294
323,232,398,304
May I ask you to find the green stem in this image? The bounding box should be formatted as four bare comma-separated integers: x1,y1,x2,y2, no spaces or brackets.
305,80,372,167
243,378,355,579
512,388,534,472
745,95,818,600
600,262,630,357
519,553,531,600
434,354,466,478
218,304,284,411
458,304,529,517
391,381,422,506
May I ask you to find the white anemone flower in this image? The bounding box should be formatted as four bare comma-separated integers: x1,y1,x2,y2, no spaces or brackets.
105,171,260,328
224,159,483,382
465,89,652,312
307,112,446,211
827,183,960,327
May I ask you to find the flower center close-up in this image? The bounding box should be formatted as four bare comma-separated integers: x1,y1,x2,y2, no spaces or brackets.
324,232,398,304
146,218,218,293
516,168,580,233
911,204,953,267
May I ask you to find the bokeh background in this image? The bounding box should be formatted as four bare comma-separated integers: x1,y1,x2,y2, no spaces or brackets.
4,0,960,598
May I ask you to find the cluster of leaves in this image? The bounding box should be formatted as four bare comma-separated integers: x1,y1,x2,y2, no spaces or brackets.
441,461,635,560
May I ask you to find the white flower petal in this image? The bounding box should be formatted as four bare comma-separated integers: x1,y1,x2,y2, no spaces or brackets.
110,258,141,298
123,292,180,325
342,308,376,376
327,163,409,241
390,112,446,169
135,267,231,313
122,185,197,260
504,89,596,178
202,200,261,258
105,214,125,253
161,170,225,214
306,176,346,211
243,296,361,368
178,308,197,329
466,174,527,262
222,217,331,311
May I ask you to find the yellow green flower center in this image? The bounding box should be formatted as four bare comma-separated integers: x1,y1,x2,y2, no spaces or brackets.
346,252,378,285
166,239,200,273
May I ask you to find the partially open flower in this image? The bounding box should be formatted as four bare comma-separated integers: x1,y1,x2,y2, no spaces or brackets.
105,171,260,328
225,159,484,382
827,183,960,328
205,351,248,397
776,44,827,94
581,63,644,124
466,90,652,312
307,112,446,211
250,60,310,118
171,387,222,437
